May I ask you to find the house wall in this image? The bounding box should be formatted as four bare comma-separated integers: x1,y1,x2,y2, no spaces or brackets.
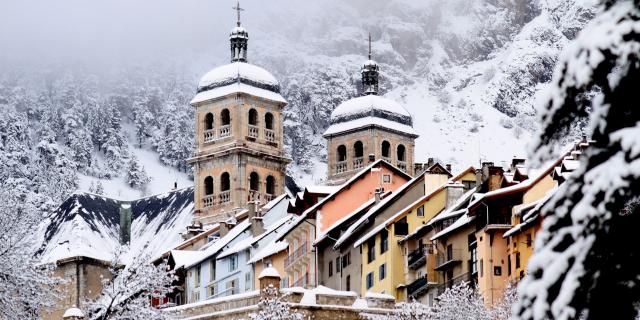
476,229,509,306
254,250,287,289
523,175,556,204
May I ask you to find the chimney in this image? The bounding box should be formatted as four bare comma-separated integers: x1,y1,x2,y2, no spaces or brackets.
173,182,178,190
249,202,265,236
487,165,505,192
374,187,384,203
445,164,452,172
510,158,525,172
427,157,435,168
445,182,465,208
183,221,204,240
119,202,132,245
219,221,230,237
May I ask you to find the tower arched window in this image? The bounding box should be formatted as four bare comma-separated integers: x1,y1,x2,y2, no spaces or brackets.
205,113,214,130
265,112,274,130
248,108,258,126
266,176,276,195
204,176,214,195
354,141,364,158
382,141,391,158
221,109,231,126
249,172,260,191
397,144,406,162
221,172,231,192
337,145,347,162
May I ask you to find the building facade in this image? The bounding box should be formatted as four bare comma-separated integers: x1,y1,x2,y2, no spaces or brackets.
189,14,290,224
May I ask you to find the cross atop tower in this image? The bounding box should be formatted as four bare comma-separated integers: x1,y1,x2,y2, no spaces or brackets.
233,0,244,27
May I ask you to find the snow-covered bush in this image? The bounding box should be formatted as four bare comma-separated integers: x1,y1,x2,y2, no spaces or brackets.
432,282,491,320
249,285,303,320
515,1,640,319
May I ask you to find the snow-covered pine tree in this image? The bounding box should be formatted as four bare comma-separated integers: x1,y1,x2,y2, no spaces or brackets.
62,103,93,169
95,181,105,195
0,186,60,319
515,1,640,320
85,249,175,320
125,155,151,190
132,98,154,148
153,95,193,173
249,286,303,320
432,282,492,320
101,102,129,173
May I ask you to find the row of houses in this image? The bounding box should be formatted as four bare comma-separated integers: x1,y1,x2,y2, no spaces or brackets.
162,139,588,310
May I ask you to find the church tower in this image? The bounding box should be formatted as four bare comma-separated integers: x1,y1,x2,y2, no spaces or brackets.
189,2,290,224
323,34,418,185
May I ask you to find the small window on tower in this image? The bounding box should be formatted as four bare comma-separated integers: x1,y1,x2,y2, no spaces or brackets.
205,113,214,130
265,112,274,130
221,109,231,126
337,145,347,162
266,176,276,195
248,108,258,126
204,176,214,196
397,144,406,162
221,172,231,192
381,141,390,158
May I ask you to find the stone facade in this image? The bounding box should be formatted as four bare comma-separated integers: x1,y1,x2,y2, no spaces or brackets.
325,126,415,185
189,93,290,224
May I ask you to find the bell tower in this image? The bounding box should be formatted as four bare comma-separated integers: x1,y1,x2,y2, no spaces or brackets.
189,2,290,225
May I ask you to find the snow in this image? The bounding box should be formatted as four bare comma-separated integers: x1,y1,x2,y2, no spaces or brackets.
365,292,395,300
248,240,288,264
164,290,259,312
431,215,476,241
170,250,205,269
352,298,368,308
305,185,341,194
330,94,411,121
63,307,85,318
217,214,293,259
184,220,251,269
324,116,417,137
258,267,281,279
191,82,287,105
197,62,279,91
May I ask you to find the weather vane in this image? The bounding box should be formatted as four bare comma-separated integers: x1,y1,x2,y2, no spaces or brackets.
233,0,244,27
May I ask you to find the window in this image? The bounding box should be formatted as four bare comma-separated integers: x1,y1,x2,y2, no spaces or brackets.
381,141,390,158
462,180,476,190
379,264,386,280
204,176,214,196
329,261,333,277
367,239,376,263
205,113,214,130
354,141,364,158
227,279,238,295
337,145,347,162
210,260,216,281
342,253,350,268
417,205,424,217
480,259,484,277
248,108,258,126
265,112,274,130
244,248,251,259
447,244,453,261
346,275,351,291
207,284,216,298
394,217,408,236
397,144,406,161
516,252,521,269
494,266,502,276
526,233,532,247
245,272,252,291
249,172,260,191
266,176,276,195
508,255,512,276
380,230,388,254
382,174,391,183
195,267,201,287
471,247,478,275
191,291,200,302
220,172,231,192
221,108,230,126
336,257,341,273
366,272,374,289
229,254,238,272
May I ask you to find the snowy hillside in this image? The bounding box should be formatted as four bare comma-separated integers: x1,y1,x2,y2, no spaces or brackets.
0,0,597,200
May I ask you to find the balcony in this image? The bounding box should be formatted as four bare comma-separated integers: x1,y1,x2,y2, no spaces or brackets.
353,157,364,170
435,272,471,295
435,249,463,271
248,125,259,139
219,125,231,138
335,161,347,174
284,244,308,267
486,214,512,230
407,277,429,299
264,194,275,203
408,247,427,270
219,191,231,204
397,161,407,172
202,195,215,208
203,129,215,143
265,129,276,143
293,272,309,288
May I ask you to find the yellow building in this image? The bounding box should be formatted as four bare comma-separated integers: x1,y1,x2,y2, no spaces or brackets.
353,167,477,299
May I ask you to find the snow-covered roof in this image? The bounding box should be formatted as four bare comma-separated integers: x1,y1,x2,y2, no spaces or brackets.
258,266,281,279
431,214,475,241
198,62,278,92
324,116,418,137
247,240,288,264
37,188,194,264
217,214,294,259
191,82,286,105
63,307,85,318
305,185,341,194
170,250,205,269
314,195,380,245
184,220,251,269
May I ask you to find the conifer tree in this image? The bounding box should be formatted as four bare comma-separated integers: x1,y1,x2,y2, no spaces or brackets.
515,1,640,319
125,155,151,190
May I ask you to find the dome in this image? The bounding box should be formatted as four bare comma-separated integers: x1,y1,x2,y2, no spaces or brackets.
363,59,378,68
197,62,280,94
330,95,412,125
230,26,248,39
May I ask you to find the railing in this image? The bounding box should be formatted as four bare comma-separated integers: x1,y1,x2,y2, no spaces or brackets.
209,285,237,299
219,191,231,204
382,156,391,163
264,194,275,203
353,157,364,170
219,125,231,138
407,277,429,298
336,161,347,174
202,195,215,208
293,273,309,288
486,214,512,228
284,243,308,267
248,125,259,138
435,249,463,270
265,129,276,142
204,129,215,142
436,272,471,296
408,247,427,269
397,161,407,172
